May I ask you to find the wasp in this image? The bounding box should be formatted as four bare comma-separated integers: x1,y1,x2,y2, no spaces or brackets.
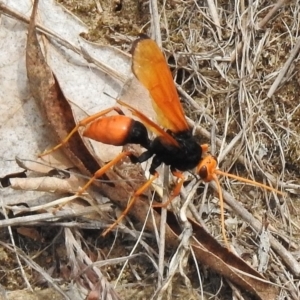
40,35,282,245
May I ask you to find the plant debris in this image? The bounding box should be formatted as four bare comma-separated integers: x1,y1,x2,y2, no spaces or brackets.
1,0,300,299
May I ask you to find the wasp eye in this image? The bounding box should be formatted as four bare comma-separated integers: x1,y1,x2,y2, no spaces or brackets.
199,165,208,181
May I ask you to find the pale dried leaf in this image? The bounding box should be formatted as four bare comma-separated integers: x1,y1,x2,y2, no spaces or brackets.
10,176,79,194
0,0,150,200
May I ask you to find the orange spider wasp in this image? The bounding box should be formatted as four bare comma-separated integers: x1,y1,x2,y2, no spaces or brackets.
40,35,282,246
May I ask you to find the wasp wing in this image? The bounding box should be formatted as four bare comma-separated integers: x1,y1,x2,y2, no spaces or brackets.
132,36,189,133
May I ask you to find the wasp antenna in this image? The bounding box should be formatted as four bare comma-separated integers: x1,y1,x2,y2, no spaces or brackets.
215,169,283,196
212,174,230,249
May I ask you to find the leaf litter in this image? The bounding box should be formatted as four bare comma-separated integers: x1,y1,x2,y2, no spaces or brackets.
0,0,300,299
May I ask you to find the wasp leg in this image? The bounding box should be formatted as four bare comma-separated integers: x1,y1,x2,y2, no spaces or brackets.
152,170,185,208
77,150,132,195
102,171,159,236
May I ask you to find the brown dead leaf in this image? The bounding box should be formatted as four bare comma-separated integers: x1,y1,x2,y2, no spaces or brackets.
16,227,43,242
26,0,100,178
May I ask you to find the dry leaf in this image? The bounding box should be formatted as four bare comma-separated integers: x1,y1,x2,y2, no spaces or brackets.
10,176,79,194
16,227,43,242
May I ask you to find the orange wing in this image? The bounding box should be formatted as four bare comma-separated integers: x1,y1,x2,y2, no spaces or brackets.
132,35,189,133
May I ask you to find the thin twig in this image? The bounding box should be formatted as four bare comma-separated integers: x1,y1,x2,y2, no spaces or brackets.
257,0,290,29
94,0,103,13
157,165,168,288
267,37,300,97
206,0,222,40
1,207,32,290
149,0,162,46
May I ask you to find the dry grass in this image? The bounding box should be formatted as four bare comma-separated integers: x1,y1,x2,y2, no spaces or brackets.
1,0,300,299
